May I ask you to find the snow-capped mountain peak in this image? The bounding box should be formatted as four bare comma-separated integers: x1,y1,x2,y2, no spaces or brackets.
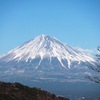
0,35,96,69
0,35,100,100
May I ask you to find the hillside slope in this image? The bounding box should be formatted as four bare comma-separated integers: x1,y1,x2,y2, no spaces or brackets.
0,81,69,100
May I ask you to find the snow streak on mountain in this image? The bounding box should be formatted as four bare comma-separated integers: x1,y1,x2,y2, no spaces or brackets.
0,34,99,83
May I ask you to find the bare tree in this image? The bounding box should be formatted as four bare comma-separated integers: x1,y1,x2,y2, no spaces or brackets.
85,47,100,83
96,46,100,60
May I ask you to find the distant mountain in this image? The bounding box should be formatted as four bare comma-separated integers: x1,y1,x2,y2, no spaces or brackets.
0,81,69,100
0,34,99,83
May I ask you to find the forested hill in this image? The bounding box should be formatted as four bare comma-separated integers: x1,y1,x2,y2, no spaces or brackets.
0,81,69,100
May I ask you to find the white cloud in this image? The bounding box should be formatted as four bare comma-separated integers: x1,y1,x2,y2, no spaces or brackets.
74,47,97,56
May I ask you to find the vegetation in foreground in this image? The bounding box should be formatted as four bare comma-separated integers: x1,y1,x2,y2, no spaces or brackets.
0,81,69,100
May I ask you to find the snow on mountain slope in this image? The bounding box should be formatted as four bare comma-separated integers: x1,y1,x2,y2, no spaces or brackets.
0,34,100,84
0,34,96,69
0,35,100,100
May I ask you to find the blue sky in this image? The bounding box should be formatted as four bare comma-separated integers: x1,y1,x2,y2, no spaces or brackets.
0,0,100,55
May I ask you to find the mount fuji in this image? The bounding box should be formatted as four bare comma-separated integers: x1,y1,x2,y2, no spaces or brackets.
0,34,100,99
0,34,99,82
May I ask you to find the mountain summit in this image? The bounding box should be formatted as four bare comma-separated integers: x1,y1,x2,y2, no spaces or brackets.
0,34,98,83
0,34,96,69
0,35,100,99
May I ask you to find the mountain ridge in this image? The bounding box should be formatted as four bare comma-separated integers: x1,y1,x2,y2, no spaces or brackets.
0,34,99,83
0,34,100,100
0,34,96,69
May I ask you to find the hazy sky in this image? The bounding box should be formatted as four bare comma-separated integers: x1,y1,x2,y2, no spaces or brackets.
0,0,100,55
